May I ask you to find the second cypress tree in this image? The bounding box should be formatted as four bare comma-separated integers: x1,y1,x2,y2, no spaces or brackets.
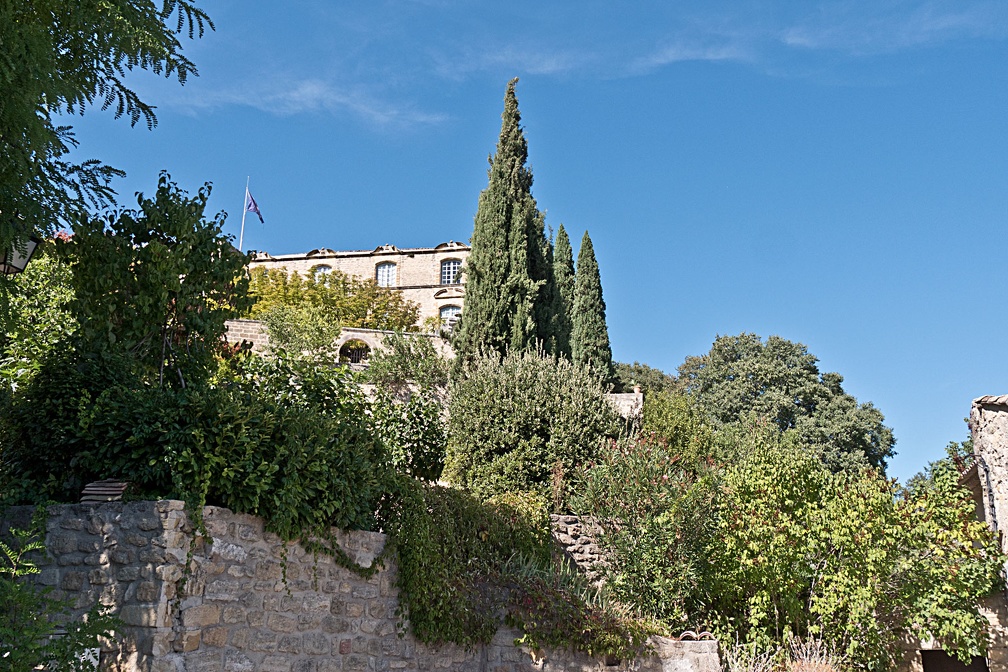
571,231,613,383
550,224,575,357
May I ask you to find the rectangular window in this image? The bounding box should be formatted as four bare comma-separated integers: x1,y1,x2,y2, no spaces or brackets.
376,262,396,287
441,259,461,285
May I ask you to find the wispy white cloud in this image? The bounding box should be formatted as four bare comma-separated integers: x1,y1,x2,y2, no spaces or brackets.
481,46,587,76
780,1,1008,55
433,44,591,81
630,41,752,74
137,1,1008,125
163,78,449,128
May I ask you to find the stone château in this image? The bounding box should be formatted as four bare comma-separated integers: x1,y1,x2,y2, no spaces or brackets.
249,241,470,327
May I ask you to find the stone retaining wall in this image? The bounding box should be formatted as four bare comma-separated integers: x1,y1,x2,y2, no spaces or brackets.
550,515,604,581
224,319,271,353
3,502,720,672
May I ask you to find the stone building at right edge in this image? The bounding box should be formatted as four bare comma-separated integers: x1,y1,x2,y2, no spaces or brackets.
899,394,1008,672
956,395,1008,672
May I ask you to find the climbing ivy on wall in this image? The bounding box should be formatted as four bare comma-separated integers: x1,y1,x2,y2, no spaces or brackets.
246,267,419,331
383,481,651,658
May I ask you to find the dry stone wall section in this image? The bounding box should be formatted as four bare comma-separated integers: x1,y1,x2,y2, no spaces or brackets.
550,515,605,581
1,501,190,671
3,502,719,672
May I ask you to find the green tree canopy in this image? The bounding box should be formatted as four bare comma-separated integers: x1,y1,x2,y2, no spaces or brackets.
364,331,450,394
0,174,249,502
613,361,676,394
0,243,76,392
246,267,419,331
259,304,342,365
0,0,212,256
453,78,554,361
570,231,613,384
444,349,619,507
712,433,1001,670
677,333,894,470
68,173,250,386
579,417,1004,671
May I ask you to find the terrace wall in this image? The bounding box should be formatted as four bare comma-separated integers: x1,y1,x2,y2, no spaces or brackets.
1,502,719,672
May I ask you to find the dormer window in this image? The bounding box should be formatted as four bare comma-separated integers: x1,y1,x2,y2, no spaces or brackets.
440,259,461,285
376,262,397,287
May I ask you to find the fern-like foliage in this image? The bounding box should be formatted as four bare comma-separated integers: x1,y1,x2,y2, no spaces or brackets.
0,526,45,579
0,0,213,259
0,523,117,672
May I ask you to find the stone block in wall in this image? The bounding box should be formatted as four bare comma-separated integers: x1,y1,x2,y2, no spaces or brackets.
223,651,255,672
648,639,720,672
176,630,201,652
120,604,160,627
267,612,298,633
181,651,223,672
260,654,293,672
277,634,302,654
550,514,606,581
182,604,221,628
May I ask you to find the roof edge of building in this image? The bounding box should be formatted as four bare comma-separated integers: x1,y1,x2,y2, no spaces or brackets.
974,394,1008,407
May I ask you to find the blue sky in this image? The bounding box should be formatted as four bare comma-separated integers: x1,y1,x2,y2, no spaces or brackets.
69,1,1008,482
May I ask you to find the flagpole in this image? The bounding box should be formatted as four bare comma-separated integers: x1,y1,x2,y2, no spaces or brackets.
237,176,249,251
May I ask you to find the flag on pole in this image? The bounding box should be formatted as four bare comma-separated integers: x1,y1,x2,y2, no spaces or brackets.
246,189,264,224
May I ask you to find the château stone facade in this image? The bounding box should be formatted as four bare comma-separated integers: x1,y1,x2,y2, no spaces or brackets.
249,242,470,327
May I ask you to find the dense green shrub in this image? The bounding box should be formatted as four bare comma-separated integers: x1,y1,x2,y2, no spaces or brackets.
260,304,342,364
386,482,548,646
76,384,182,498
2,176,251,503
0,348,140,504
2,350,391,538
372,391,446,483
640,390,720,467
0,245,76,395
68,174,251,389
503,552,651,659
362,331,450,483
576,432,718,629
363,331,449,393
445,350,620,506
579,419,1006,670
169,354,391,536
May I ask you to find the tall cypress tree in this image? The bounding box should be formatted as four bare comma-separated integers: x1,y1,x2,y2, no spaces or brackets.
571,231,613,383
454,78,552,360
550,224,575,358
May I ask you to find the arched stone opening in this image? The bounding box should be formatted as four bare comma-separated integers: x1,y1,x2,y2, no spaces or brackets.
339,339,371,365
